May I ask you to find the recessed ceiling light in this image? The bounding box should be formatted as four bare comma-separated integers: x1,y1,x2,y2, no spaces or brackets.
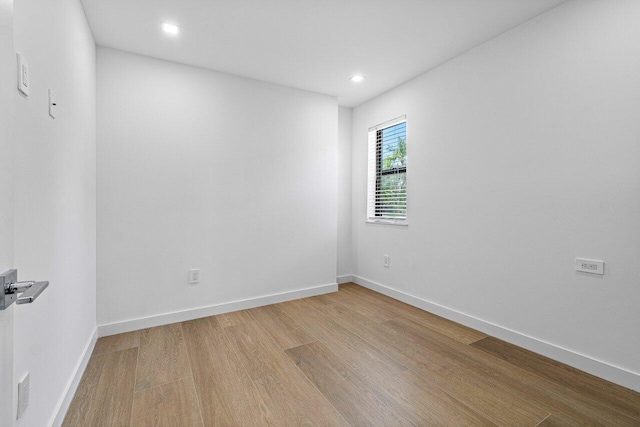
350,75,365,83
162,22,180,36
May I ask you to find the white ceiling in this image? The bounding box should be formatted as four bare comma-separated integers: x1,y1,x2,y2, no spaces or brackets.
81,0,565,107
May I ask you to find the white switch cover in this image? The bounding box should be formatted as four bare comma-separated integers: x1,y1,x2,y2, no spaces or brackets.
188,269,200,284
575,258,604,275
17,372,29,419
48,89,57,118
17,53,29,96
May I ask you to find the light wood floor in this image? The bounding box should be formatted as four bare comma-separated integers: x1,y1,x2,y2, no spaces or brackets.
63,283,640,426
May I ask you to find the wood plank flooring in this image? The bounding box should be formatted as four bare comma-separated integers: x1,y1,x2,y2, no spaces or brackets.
63,283,640,426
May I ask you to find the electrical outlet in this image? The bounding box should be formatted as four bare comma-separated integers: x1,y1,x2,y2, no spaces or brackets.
383,255,390,268
17,372,29,419
575,258,604,275
48,88,57,118
188,268,200,284
16,53,29,96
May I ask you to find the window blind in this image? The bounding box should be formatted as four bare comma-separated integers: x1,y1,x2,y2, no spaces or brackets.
367,116,407,223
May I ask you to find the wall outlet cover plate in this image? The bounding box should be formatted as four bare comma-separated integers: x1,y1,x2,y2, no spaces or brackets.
575,258,604,275
49,89,57,118
17,53,30,96
17,372,30,419
188,268,200,284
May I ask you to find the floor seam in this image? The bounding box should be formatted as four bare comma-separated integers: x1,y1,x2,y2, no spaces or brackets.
180,321,206,427
128,347,140,427
132,375,194,395
280,342,353,426
535,413,551,426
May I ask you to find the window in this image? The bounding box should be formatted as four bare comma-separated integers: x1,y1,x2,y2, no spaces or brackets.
367,116,407,224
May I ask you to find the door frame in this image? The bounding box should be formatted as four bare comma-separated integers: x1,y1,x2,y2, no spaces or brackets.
0,0,16,425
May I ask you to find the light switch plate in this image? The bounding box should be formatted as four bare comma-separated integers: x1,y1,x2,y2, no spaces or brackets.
16,53,29,96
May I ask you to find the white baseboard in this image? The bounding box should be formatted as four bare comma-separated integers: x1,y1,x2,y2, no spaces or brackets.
336,274,354,284
352,275,640,392
98,283,338,337
49,327,98,427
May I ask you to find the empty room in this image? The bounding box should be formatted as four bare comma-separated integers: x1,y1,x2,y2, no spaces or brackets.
1,0,639,425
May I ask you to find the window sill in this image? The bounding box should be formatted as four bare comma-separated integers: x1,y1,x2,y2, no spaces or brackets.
365,219,408,226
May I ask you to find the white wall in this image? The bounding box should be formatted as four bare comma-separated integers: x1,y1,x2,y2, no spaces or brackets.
352,0,640,382
337,106,353,278
12,0,96,425
97,47,338,327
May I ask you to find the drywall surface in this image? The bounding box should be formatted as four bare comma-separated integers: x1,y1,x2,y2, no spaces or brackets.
12,0,97,425
97,47,338,325
352,0,640,376
337,106,353,277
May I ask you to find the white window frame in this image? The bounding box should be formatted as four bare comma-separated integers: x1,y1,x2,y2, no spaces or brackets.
366,115,408,226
